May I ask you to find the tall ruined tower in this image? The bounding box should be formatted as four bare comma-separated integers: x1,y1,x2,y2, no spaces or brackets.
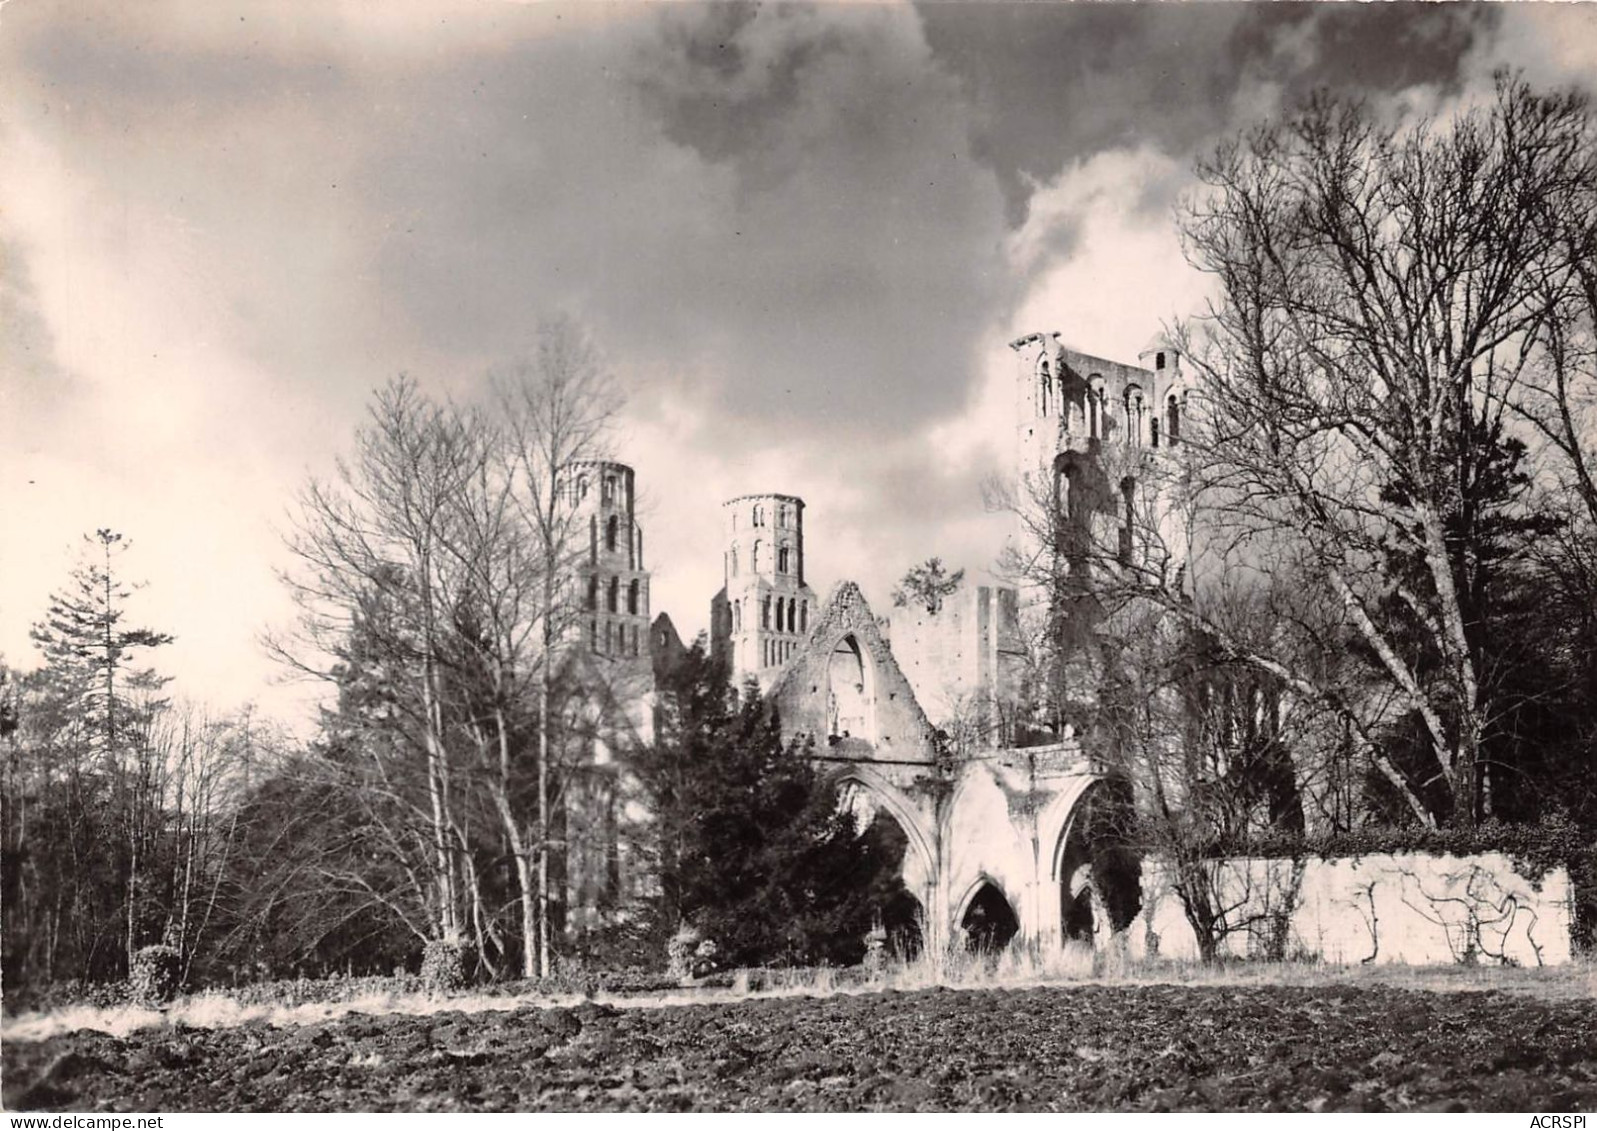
710,493,818,692
564,459,652,667
558,459,652,942
1009,330,1191,586
1008,330,1193,735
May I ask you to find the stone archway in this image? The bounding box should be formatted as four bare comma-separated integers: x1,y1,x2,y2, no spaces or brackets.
1050,777,1141,947
834,770,939,956
862,812,926,959
958,878,1021,954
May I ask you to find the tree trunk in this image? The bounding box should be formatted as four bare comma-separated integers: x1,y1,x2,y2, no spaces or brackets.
536,667,552,978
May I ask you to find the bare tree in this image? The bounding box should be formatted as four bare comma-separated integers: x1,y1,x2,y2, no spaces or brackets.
1178,76,1596,826
494,318,621,977
273,378,491,948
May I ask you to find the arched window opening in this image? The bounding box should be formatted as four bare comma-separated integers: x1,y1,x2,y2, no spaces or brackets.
577,475,589,501
630,625,640,657
1088,380,1105,440
602,476,615,505
627,579,640,615
607,576,619,614
827,635,871,739
1125,387,1144,447
800,601,808,633
729,547,739,578
961,882,1020,954
787,597,797,636
1151,417,1160,448
733,600,741,632
762,596,772,629
752,540,763,573
778,545,790,574
1156,350,1166,371
585,576,597,611
605,514,619,552
1038,358,1052,417
1167,394,1181,445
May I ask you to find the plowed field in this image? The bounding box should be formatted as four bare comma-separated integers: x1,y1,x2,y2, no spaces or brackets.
6,983,1596,1112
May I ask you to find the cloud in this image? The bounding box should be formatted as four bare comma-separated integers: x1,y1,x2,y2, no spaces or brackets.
917,4,1490,225
1461,4,1597,94
0,1,1582,729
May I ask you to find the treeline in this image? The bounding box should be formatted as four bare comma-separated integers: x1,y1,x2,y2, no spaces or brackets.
2,322,904,1000
1,531,273,989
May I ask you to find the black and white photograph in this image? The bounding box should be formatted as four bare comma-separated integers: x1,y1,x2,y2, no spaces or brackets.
3,0,1597,1115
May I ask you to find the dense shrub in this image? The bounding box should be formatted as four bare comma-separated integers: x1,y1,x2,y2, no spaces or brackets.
420,938,474,994
2,979,128,1016
129,946,182,1008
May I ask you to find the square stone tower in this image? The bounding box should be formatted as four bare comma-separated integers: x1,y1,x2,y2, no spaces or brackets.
1009,330,1192,590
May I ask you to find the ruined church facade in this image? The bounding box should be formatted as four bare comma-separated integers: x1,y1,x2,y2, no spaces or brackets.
561,326,1577,967
688,331,1183,958
566,331,1178,958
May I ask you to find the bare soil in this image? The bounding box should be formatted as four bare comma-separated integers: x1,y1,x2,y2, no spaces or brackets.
5,983,1596,1112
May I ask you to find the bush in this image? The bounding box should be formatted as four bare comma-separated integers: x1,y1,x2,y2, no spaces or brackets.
420,937,473,994
129,946,182,1008
666,925,702,983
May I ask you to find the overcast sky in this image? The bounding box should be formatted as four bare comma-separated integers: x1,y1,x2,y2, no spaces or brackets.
3,1,1595,730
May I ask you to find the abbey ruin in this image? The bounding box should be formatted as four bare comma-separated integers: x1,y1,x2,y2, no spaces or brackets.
561,331,1572,966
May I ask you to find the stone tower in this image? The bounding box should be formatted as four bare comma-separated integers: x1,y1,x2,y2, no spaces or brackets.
557,459,652,943
1009,330,1191,579
562,459,652,668
710,493,818,691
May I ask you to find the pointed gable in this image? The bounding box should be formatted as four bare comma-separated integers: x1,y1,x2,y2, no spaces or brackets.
769,581,938,762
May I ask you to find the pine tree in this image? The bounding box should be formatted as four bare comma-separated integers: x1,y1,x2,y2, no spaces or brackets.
27,530,173,971
635,639,909,968
30,530,172,757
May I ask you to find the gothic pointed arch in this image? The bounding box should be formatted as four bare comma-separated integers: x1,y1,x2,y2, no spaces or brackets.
956,876,1020,954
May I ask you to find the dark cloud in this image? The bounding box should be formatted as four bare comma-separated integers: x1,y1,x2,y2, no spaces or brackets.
917,3,1491,225
349,4,1015,444
1,0,1571,712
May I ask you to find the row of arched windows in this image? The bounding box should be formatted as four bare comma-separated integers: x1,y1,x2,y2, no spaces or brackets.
728,595,807,635
585,575,643,616
727,540,796,579
1076,385,1183,448
590,515,642,569
734,503,796,531
588,617,642,658
567,471,623,506
763,639,798,667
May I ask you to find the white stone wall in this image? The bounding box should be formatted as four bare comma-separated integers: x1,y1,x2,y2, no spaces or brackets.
1129,852,1575,966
